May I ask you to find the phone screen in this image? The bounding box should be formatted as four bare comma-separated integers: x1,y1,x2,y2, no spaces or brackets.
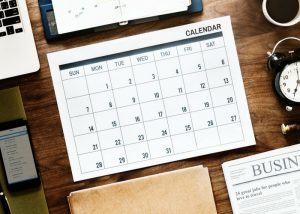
0,124,38,185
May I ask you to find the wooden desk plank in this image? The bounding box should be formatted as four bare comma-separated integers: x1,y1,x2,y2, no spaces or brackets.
0,0,300,213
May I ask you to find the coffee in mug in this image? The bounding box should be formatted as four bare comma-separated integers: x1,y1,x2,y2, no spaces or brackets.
262,0,300,26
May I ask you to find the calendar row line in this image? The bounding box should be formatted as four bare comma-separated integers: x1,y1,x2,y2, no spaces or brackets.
60,37,226,81
75,120,243,155
67,85,236,118
69,98,236,119
73,113,240,142
70,103,240,137
63,65,232,97
76,123,244,173
64,70,233,102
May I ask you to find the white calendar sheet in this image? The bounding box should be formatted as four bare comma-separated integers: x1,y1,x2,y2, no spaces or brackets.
48,16,256,181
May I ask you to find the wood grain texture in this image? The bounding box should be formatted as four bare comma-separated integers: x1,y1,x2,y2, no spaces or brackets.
1,0,300,213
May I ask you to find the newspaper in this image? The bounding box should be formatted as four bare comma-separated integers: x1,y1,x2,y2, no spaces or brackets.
222,144,300,214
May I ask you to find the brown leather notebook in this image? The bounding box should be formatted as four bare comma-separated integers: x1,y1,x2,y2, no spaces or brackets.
68,166,217,214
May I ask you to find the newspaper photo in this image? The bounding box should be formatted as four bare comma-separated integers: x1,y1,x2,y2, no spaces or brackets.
222,144,300,214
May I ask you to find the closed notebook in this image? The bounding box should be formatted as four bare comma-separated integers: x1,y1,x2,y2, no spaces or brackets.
68,166,217,214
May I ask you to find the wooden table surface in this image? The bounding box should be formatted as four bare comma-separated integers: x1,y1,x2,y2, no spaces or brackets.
1,0,300,213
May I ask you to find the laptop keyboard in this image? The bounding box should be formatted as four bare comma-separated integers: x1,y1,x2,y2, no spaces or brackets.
0,0,23,37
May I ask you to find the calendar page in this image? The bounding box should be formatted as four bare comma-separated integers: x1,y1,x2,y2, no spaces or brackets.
48,16,256,181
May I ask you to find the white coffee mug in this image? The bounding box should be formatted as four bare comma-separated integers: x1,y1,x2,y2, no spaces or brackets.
262,0,300,26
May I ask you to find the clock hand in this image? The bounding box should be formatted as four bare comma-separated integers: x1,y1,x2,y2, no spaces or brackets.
294,88,298,97
293,81,300,97
293,65,300,97
296,63,300,80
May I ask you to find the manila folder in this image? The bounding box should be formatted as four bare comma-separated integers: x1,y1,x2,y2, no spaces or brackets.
68,166,217,214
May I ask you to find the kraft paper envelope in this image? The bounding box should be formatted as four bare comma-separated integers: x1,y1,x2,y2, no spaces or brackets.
68,165,217,214
0,87,49,214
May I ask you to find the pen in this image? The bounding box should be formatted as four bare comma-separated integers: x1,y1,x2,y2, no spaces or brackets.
281,123,300,134
0,184,11,214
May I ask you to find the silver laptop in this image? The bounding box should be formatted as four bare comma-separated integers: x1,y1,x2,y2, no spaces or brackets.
0,0,39,80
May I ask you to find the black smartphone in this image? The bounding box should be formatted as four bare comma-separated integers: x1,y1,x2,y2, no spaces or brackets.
0,119,40,191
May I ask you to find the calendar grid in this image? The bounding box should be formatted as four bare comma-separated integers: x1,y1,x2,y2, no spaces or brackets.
151,52,175,155
129,56,152,160
48,17,257,181
75,121,242,156
64,70,232,102
81,66,106,170
70,102,236,130
65,40,242,147
68,93,237,121
197,40,222,145
59,31,247,174
73,113,240,143
175,46,198,149
59,69,85,174
78,135,244,174
221,36,246,142
104,60,129,167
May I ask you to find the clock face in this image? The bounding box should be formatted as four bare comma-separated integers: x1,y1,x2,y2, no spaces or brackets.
279,61,300,103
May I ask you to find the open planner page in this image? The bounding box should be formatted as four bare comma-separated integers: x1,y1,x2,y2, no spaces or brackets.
120,0,190,22
48,16,256,181
52,0,122,34
52,0,191,34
